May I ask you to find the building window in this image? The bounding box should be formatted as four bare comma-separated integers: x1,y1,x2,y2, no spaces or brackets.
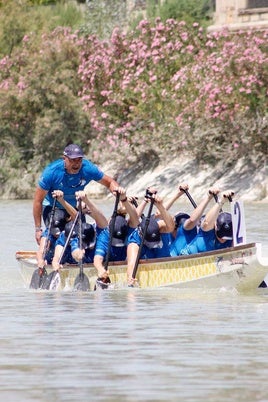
247,0,268,7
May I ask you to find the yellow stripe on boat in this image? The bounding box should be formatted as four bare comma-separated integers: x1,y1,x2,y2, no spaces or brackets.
16,243,268,292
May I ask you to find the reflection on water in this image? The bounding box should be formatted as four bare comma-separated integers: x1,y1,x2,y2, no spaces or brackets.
0,200,268,401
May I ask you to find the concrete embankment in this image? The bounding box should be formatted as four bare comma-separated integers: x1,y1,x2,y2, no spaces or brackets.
86,157,267,203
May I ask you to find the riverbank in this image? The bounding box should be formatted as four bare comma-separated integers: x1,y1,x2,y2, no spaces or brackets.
1,156,267,202
86,156,268,203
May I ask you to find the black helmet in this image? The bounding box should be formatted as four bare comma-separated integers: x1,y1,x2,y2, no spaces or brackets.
216,212,233,240
110,215,128,247
174,212,190,229
46,209,67,237
64,221,96,249
81,223,96,249
64,221,79,240
140,215,161,249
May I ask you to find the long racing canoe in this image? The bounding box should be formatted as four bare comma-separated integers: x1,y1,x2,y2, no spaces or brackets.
16,242,268,292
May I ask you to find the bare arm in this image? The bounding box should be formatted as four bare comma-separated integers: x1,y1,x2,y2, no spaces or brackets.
52,244,64,271
98,174,120,194
36,236,46,268
52,190,77,220
154,195,175,233
136,199,148,218
76,191,108,228
72,248,85,262
164,183,189,210
117,188,139,228
33,186,47,245
184,187,220,230
93,254,109,279
201,190,234,232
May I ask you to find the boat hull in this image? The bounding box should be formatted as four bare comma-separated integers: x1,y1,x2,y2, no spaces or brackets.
16,243,268,292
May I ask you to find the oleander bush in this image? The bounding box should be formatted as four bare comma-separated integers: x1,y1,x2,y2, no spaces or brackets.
78,20,268,166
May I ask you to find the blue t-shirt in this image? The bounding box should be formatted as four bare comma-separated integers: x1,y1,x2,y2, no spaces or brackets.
169,225,197,256
127,229,171,259
180,228,233,255
38,159,104,208
94,227,134,262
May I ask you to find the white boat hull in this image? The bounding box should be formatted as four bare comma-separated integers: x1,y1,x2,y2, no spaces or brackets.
16,242,268,292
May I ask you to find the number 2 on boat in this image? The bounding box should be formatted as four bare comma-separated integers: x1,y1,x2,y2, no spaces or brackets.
231,200,247,246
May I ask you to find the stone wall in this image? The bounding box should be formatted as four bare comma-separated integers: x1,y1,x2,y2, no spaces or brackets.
208,0,268,31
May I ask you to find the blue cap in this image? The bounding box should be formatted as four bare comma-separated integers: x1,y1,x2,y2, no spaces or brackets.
63,144,84,159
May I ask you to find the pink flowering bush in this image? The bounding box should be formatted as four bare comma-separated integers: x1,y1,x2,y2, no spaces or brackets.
78,19,267,165
0,18,267,198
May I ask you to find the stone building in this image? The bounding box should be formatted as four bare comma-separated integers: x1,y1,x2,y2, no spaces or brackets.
208,0,268,31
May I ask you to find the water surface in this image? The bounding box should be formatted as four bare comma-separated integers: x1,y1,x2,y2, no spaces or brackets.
0,200,267,402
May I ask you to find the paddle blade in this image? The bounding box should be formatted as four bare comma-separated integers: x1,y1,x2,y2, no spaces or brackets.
73,272,90,292
41,271,61,291
94,276,111,291
29,267,48,290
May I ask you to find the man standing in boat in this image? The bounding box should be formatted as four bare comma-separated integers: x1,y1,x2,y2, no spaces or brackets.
33,143,119,244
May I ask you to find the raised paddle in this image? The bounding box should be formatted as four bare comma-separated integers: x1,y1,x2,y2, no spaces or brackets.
94,191,120,290
179,186,197,209
105,191,120,271
73,199,90,291
42,211,79,291
29,198,57,289
131,192,156,283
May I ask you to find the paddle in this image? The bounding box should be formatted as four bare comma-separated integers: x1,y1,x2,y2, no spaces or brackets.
73,199,90,291
94,191,120,290
131,193,155,283
105,191,120,271
30,198,57,289
179,186,197,209
42,211,79,291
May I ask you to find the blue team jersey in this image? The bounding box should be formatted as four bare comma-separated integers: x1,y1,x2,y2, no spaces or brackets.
180,228,233,255
127,229,171,259
38,159,104,208
169,225,197,256
94,227,134,262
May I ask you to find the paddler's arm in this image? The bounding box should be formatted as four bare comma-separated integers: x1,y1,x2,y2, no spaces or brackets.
75,190,108,229
201,190,234,232
52,244,64,271
98,174,120,194
164,183,189,210
184,187,220,230
36,236,46,268
93,254,110,279
33,186,47,245
52,190,77,221
155,195,175,233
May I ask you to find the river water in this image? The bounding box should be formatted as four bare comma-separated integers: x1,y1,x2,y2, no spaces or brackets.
0,199,268,402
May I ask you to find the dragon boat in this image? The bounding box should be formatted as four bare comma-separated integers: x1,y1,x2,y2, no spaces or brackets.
16,242,268,292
